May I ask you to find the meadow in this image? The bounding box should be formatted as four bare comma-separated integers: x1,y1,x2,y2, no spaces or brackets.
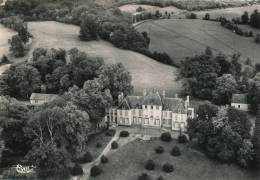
136,19,260,65
89,139,258,180
26,21,182,96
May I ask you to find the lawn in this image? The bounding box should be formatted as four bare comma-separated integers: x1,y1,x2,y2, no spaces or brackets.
86,130,115,160
25,21,182,96
0,24,15,56
136,19,260,65
89,138,258,180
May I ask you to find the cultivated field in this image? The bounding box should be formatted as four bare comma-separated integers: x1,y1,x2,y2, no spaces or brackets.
26,21,181,96
119,4,185,15
136,19,260,64
195,4,260,19
89,139,258,180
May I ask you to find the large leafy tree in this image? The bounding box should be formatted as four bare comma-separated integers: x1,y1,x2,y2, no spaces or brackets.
213,74,237,105
79,13,99,41
67,79,112,128
0,97,31,154
98,63,133,103
9,35,25,57
5,64,42,99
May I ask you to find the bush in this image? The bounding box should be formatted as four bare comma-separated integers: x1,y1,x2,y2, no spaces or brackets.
90,165,102,177
162,163,174,173
77,151,93,163
145,160,155,170
138,173,152,180
171,146,181,156
155,146,164,154
120,130,130,137
178,134,188,144
160,132,172,142
71,164,83,176
111,141,118,149
96,142,102,148
105,129,115,136
101,155,109,164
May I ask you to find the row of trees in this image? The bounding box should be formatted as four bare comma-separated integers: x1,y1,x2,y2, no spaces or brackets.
187,103,256,168
179,47,260,112
0,48,133,101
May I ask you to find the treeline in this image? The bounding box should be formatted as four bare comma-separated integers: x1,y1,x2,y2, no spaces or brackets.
0,48,133,101
220,17,254,38
179,47,260,115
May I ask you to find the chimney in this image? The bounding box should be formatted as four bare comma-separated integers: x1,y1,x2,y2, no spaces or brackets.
162,90,166,99
186,96,190,106
175,94,178,98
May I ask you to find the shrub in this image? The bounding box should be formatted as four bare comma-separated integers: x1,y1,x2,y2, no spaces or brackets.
171,146,181,156
138,173,152,180
96,142,102,148
77,151,93,163
162,163,174,173
90,165,102,177
105,129,115,136
71,164,83,176
160,132,172,142
111,141,118,149
120,130,130,137
178,134,188,144
145,160,155,170
101,155,109,164
155,146,164,154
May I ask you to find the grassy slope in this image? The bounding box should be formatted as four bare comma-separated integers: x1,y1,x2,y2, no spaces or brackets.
136,19,260,65
26,21,181,96
89,139,258,180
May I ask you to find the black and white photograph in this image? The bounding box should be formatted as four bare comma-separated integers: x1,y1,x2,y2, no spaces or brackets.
0,0,260,179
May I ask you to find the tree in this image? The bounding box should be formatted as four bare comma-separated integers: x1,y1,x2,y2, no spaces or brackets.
9,35,25,57
241,11,249,24
256,105,260,168
0,55,9,64
5,64,42,99
98,63,133,103
0,97,30,154
67,79,112,128
203,13,210,20
250,10,260,29
79,13,98,41
213,74,237,105
26,141,73,179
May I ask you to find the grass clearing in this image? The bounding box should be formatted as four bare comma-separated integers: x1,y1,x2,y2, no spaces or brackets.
0,24,15,56
89,138,258,180
26,21,181,96
136,19,260,65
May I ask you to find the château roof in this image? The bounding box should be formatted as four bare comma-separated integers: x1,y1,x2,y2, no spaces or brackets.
231,94,248,104
30,93,59,102
118,91,187,113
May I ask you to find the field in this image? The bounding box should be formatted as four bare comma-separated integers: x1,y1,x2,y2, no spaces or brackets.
89,139,258,180
195,4,260,20
136,19,260,65
0,24,15,57
24,21,181,96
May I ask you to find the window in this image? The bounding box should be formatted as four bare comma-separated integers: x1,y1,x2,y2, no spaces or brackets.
145,105,147,109
151,106,153,109
156,106,159,110
125,111,128,116
238,105,240,108
120,111,122,115
169,113,172,118
139,110,142,117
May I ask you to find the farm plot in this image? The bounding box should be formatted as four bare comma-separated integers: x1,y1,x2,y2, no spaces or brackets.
136,19,260,65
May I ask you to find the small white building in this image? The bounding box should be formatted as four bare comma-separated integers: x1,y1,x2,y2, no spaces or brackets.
30,93,59,106
105,90,195,132
231,93,249,111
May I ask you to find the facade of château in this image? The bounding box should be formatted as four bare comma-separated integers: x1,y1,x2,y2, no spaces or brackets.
105,90,195,131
